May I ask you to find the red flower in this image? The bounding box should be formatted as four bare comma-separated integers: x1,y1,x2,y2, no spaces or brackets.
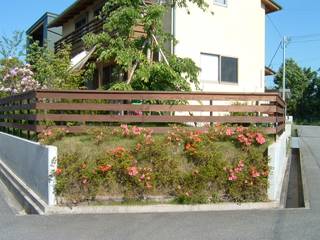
135,143,142,151
55,168,62,176
250,167,260,178
127,166,139,176
256,133,266,145
132,126,142,135
226,128,234,136
112,146,126,157
98,165,112,172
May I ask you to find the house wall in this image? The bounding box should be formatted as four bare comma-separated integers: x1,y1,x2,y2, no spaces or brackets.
63,3,102,37
174,0,266,93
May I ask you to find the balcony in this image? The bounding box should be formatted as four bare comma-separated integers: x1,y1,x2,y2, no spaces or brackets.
54,18,104,56
54,18,146,57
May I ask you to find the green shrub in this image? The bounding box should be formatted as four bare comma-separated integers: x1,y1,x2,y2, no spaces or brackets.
52,124,270,205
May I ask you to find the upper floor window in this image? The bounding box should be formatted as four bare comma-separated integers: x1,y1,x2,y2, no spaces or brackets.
75,16,87,30
213,0,227,6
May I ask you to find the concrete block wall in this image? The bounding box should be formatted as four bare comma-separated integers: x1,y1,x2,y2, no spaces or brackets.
0,133,57,206
268,122,292,201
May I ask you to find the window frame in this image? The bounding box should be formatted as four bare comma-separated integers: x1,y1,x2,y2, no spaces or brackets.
200,52,238,85
220,56,239,84
74,14,88,31
213,0,228,7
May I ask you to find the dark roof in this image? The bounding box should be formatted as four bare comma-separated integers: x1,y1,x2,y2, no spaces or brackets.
262,0,282,14
265,66,276,76
27,12,59,34
48,0,100,28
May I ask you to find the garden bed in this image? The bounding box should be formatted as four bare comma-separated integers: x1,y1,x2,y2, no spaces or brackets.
41,124,271,205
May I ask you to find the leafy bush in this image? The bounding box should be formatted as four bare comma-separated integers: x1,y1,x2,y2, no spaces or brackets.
51,124,270,205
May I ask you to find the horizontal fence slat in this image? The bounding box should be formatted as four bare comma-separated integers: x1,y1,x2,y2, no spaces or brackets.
0,103,36,112
29,114,278,123
0,122,37,131
34,103,278,113
35,91,279,102
0,91,35,104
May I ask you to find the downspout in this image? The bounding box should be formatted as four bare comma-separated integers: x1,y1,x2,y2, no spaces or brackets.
171,5,176,55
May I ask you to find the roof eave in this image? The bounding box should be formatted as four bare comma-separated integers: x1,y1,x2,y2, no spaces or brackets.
262,0,282,14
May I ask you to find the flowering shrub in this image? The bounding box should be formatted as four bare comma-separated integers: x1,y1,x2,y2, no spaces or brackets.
0,64,43,94
54,124,270,204
38,128,68,145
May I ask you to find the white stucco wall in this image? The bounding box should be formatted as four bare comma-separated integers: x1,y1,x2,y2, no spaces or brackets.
268,123,292,201
174,0,266,93
0,133,57,206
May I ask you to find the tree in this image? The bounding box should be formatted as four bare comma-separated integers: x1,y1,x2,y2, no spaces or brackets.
83,0,207,91
274,59,310,116
26,42,84,90
0,31,25,59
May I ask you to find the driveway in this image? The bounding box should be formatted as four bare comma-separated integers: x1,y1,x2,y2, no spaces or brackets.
0,125,320,240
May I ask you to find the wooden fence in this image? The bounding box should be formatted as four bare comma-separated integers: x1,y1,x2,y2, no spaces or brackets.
0,90,285,138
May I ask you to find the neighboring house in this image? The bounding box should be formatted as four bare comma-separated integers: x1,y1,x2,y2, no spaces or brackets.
30,0,281,91
26,12,62,52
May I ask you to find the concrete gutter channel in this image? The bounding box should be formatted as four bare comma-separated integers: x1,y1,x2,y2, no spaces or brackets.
0,132,309,215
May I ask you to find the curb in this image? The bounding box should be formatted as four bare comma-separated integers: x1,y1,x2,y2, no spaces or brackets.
46,202,279,215
0,160,47,215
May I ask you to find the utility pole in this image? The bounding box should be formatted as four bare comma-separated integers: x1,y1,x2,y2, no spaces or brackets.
282,36,287,101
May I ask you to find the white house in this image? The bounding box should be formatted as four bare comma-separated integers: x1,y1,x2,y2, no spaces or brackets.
29,0,281,91
171,0,281,93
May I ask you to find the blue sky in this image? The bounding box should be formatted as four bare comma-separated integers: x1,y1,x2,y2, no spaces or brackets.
1,0,320,86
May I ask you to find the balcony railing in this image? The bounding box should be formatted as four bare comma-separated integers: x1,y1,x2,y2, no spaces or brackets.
54,18,104,56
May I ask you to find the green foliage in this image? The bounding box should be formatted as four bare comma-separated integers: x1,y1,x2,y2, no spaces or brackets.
26,42,84,89
83,0,202,91
275,59,310,116
0,31,25,59
52,125,269,205
275,59,320,122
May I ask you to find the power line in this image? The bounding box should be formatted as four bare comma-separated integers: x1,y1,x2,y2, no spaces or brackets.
267,15,283,38
268,41,282,68
290,38,320,44
290,33,320,40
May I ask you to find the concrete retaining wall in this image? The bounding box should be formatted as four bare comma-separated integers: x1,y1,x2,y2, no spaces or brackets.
268,122,292,201
0,132,57,206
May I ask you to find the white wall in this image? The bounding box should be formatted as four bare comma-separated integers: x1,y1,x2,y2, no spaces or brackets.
174,0,266,93
268,123,292,201
0,133,57,206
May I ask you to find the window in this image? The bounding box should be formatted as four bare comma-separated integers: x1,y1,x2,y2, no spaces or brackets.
213,0,227,6
75,16,87,30
221,56,238,83
200,53,219,82
200,53,238,84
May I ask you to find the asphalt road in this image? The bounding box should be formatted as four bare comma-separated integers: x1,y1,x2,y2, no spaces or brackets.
1,125,320,240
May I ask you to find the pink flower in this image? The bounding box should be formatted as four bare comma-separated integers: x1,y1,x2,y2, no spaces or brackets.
256,133,266,145
236,126,244,133
250,167,260,178
228,173,238,181
132,126,142,135
127,166,139,176
226,128,234,136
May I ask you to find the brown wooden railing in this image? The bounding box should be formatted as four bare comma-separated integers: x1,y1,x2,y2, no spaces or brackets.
54,18,146,56
0,90,285,138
